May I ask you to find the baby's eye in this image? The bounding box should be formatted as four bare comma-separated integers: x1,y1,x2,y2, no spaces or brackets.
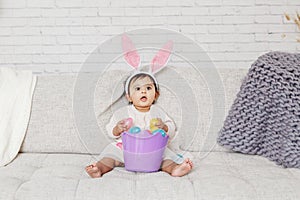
135,87,140,91
147,86,152,90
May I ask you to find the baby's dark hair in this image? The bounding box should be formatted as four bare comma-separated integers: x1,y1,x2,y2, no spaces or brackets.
126,73,159,95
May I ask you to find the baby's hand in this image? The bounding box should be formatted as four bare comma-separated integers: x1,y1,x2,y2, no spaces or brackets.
155,118,168,132
116,119,130,132
113,119,131,136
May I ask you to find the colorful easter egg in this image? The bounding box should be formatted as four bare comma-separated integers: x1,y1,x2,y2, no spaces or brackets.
124,117,133,129
129,126,141,134
150,118,159,132
116,142,123,150
152,129,167,137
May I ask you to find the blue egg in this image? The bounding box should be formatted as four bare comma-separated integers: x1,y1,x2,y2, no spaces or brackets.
129,126,141,134
152,129,166,137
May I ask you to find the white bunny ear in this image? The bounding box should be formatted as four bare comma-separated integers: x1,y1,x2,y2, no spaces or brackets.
122,34,141,69
151,40,173,74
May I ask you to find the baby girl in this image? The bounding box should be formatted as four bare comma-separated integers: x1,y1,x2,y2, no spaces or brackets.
85,35,193,178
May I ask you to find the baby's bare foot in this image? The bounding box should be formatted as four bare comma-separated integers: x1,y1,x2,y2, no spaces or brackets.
85,163,102,178
171,158,193,177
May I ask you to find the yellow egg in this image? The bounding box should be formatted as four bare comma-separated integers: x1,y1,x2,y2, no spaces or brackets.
150,118,159,132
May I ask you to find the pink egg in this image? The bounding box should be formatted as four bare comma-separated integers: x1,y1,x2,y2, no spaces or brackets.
124,117,133,128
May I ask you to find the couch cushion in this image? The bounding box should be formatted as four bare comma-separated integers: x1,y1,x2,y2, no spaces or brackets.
203,67,249,152
21,67,248,154
21,71,124,154
21,75,87,154
166,67,249,152
1,152,300,200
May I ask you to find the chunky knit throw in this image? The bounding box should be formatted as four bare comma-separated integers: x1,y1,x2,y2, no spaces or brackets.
217,51,300,168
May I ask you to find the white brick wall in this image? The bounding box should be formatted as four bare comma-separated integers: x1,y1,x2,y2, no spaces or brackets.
0,0,299,74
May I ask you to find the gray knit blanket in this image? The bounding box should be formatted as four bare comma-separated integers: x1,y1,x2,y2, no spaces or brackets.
217,51,300,168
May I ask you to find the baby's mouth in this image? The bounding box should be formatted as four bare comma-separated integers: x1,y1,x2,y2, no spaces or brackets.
140,96,147,102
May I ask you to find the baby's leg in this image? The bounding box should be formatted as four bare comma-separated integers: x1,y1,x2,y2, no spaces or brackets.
85,157,123,178
161,158,193,177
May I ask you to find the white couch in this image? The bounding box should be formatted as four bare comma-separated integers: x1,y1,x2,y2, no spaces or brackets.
1,67,300,200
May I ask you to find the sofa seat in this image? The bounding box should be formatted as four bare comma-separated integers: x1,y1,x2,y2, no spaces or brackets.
1,152,300,200
1,64,300,200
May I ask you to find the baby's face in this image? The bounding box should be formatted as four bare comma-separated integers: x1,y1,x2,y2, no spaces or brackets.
127,76,158,112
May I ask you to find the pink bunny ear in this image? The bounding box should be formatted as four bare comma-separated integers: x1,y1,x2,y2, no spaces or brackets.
122,34,141,69
151,40,173,74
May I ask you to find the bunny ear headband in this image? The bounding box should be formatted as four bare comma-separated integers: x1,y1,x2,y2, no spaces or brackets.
122,34,173,94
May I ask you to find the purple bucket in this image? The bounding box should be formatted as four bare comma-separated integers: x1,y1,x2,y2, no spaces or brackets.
121,130,169,172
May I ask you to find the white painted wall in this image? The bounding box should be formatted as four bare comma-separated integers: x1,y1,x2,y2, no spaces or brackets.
0,0,299,74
